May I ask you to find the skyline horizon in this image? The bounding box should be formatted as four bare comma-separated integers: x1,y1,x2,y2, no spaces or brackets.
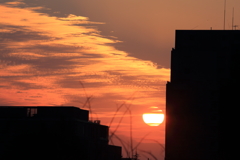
1,1,239,159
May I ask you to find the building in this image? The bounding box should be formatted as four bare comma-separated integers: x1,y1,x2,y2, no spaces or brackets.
0,106,121,160
165,30,240,160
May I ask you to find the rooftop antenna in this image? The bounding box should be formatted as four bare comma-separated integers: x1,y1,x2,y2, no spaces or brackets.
232,7,238,30
232,7,234,30
223,0,226,30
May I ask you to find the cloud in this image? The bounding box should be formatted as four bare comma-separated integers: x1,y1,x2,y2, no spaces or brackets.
0,1,169,147
58,14,104,25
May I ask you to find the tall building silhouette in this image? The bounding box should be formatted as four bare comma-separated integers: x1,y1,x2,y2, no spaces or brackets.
165,30,240,160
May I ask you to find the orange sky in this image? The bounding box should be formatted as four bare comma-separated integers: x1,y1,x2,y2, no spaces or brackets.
1,0,240,159
0,2,169,159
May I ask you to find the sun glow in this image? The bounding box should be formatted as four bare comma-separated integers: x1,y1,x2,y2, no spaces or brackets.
142,107,164,126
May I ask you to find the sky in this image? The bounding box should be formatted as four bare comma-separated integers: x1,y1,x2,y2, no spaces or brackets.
1,0,240,159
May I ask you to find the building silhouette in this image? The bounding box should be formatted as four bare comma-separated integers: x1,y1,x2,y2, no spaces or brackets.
0,106,121,160
165,30,240,160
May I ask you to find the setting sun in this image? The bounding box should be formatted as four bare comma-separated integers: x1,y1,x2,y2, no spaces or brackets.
142,113,164,126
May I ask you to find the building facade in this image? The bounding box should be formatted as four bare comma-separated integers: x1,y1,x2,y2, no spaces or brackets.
0,106,121,160
165,30,240,160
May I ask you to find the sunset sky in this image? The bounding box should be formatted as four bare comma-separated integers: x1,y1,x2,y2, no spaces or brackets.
1,0,240,159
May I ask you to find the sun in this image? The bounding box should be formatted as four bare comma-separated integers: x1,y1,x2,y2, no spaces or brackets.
142,107,164,126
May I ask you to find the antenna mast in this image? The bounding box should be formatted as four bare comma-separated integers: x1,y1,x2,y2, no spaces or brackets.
224,0,226,30
231,7,238,30
232,7,234,30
